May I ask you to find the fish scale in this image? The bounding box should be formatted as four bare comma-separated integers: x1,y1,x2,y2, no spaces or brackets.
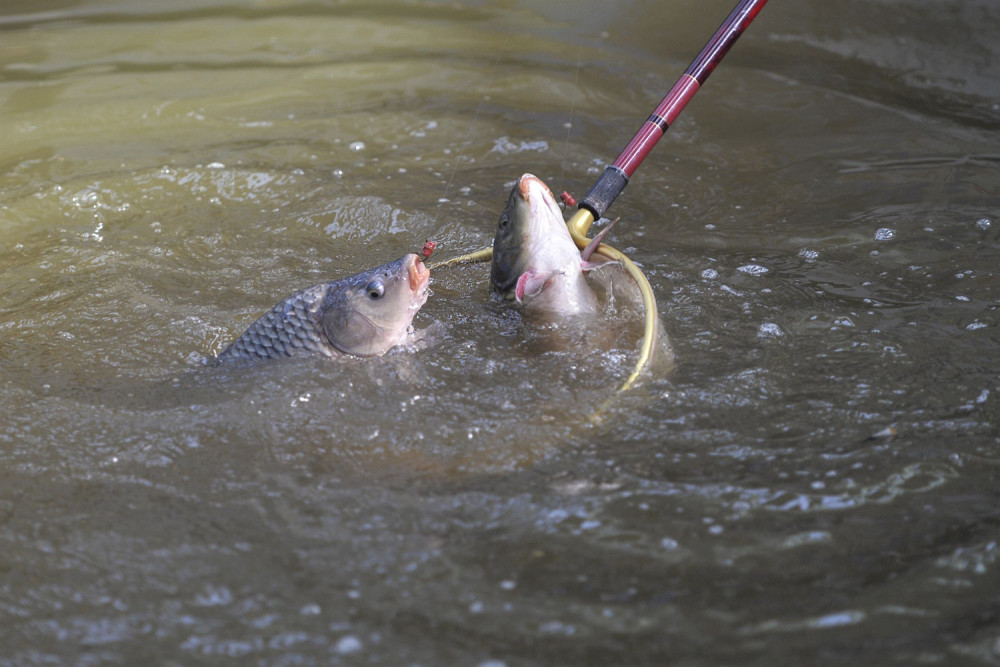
219,284,339,361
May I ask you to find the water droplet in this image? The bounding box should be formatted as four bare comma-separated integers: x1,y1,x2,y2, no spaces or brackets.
334,636,362,654
737,264,768,275
195,584,233,607
758,322,784,338
349,141,366,152
976,218,992,230
72,188,99,208
874,227,895,241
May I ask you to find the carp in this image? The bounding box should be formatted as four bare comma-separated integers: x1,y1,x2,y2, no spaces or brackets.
490,173,610,316
217,253,430,361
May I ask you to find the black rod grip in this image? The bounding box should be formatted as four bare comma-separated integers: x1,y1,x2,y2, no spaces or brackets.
579,166,629,220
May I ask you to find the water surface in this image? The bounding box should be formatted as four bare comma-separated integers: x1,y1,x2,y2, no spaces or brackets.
1,0,998,664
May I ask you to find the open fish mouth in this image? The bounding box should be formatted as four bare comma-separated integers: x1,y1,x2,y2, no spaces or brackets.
406,253,431,292
517,173,554,206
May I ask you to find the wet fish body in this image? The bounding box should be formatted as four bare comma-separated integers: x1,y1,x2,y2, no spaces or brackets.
490,173,599,315
217,253,430,362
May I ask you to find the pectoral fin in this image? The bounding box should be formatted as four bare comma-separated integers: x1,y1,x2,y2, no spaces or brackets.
581,259,619,273
580,216,620,262
515,270,559,301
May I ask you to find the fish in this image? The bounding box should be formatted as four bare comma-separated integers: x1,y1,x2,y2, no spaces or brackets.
216,253,430,362
490,173,613,316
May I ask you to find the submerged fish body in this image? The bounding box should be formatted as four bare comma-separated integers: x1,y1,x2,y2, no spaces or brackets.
490,173,599,315
217,253,430,362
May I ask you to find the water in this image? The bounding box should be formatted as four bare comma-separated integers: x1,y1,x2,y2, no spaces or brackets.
1,0,998,664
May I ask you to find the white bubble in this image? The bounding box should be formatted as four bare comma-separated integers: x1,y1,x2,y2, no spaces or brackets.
737,264,768,275
349,141,366,152
874,227,895,241
335,636,362,654
758,322,784,338
976,218,992,230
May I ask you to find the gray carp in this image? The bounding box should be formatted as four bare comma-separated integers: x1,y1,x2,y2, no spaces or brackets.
490,173,603,315
217,253,430,361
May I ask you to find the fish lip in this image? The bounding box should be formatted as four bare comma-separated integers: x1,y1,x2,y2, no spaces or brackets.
517,173,550,204
405,253,431,292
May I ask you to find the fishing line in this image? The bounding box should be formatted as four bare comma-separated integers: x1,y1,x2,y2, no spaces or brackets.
559,40,585,189
432,0,769,415
432,52,503,223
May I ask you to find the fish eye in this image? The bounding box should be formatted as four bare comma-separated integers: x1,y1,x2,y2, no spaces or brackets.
365,280,385,299
499,213,508,228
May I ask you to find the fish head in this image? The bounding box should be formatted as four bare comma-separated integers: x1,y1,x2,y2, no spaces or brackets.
490,173,570,300
322,253,430,356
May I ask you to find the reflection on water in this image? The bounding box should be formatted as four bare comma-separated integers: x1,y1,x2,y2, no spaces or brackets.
1,0,999,664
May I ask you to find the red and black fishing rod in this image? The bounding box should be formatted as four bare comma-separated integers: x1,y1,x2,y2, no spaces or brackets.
576,0,769,223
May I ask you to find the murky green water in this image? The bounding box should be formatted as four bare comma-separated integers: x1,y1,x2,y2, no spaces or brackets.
1,0,998,664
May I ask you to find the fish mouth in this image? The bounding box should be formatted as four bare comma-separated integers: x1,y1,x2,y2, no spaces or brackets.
517,173,550,203
405,253,431,292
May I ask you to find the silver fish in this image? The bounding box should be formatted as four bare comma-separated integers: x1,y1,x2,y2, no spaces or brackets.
217,253,430,361
490,173,600,315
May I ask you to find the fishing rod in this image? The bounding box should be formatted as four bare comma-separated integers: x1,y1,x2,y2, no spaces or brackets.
432,0,769,399
565,0,769,400
568,0,770,239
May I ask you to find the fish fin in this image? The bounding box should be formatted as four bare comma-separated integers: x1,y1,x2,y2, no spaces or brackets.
581,259,620,273
579,217,620,262
515,270,557,301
